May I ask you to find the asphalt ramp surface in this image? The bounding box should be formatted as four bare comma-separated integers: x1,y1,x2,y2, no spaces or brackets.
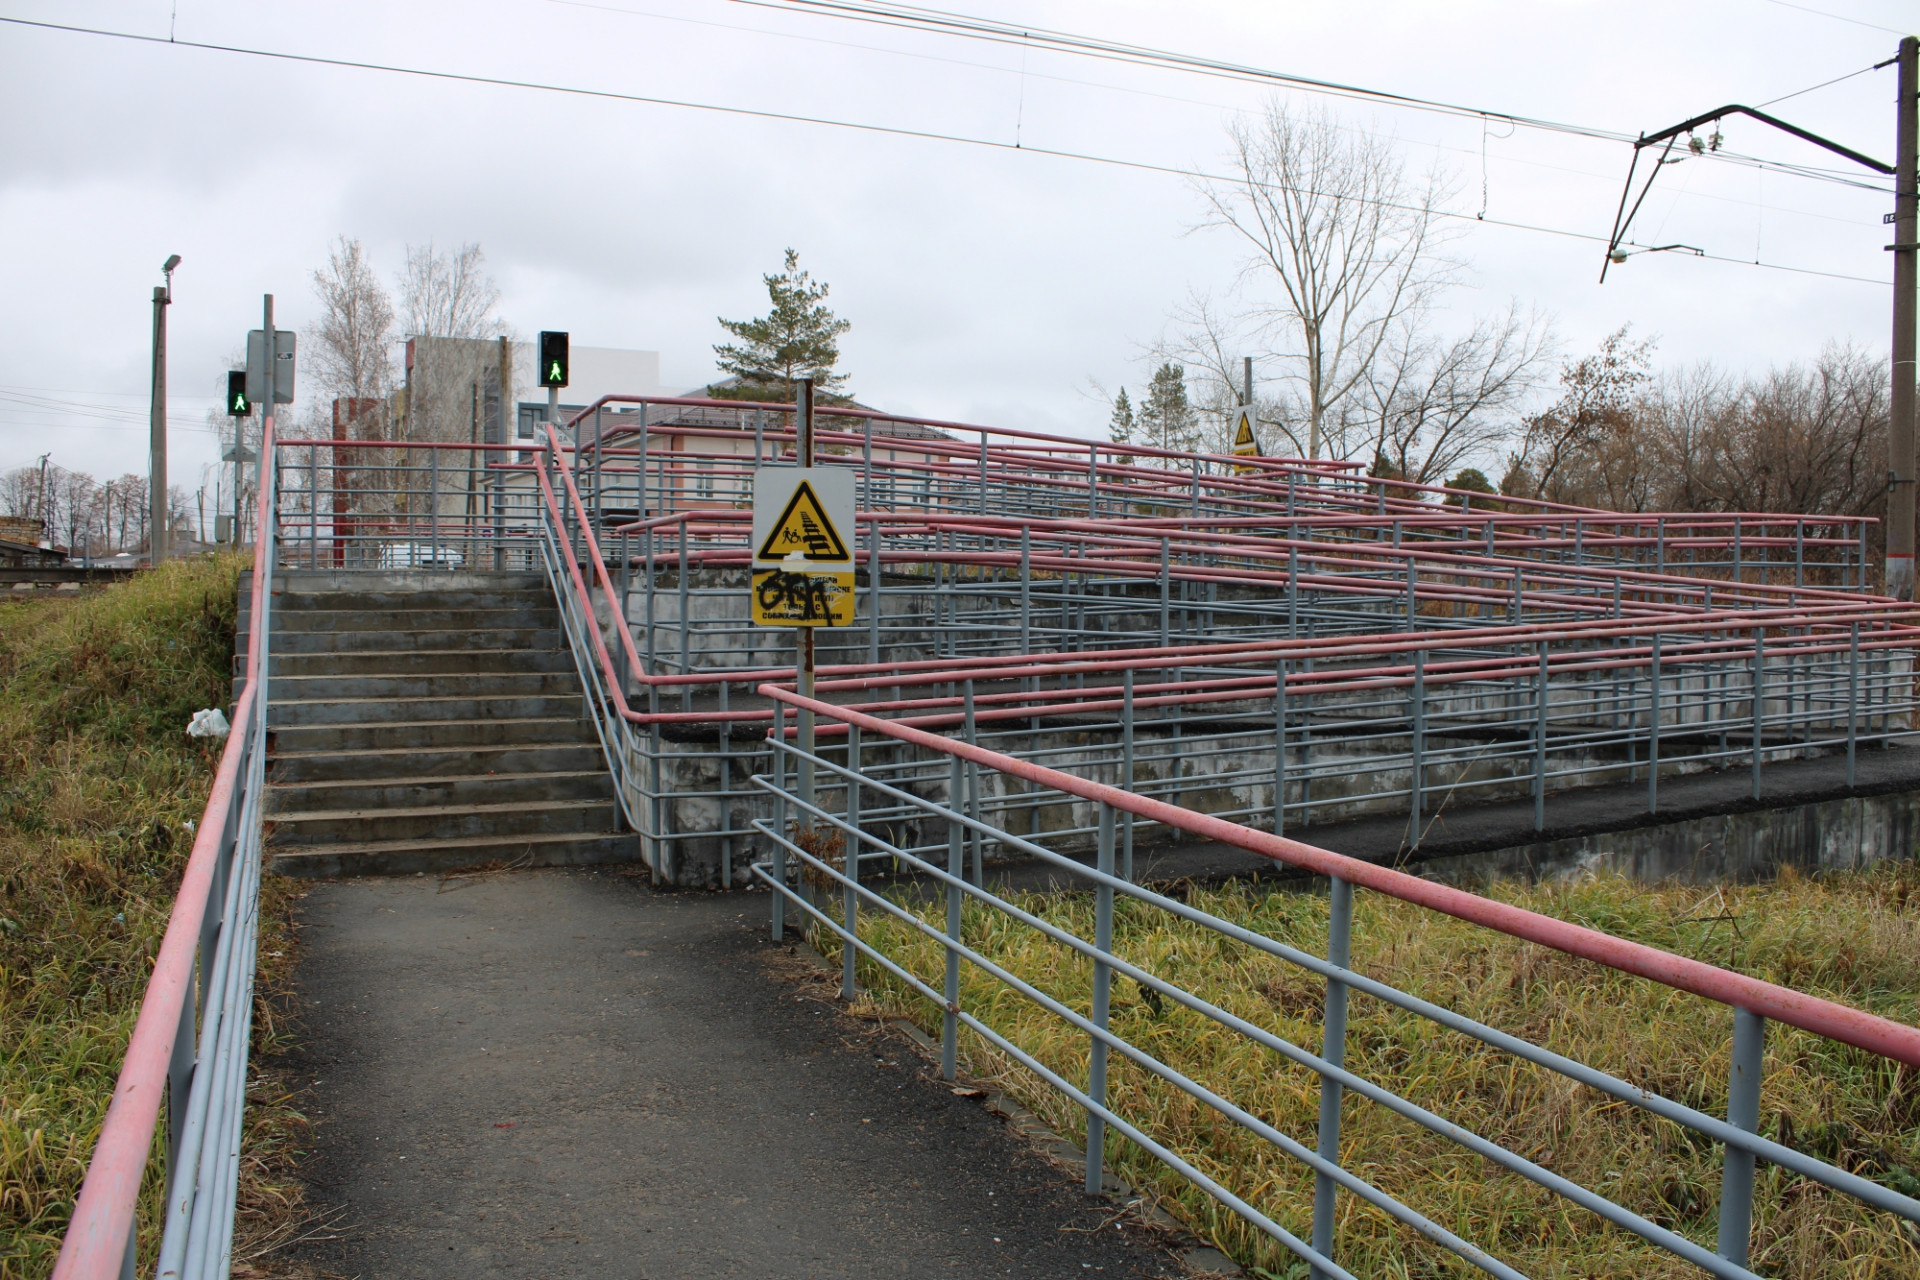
280,868,1195,1279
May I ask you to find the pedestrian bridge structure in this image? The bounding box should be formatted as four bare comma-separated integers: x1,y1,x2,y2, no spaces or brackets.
52,394,1920,1280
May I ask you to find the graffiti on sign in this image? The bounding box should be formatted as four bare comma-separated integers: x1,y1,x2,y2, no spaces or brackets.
752,566,855,626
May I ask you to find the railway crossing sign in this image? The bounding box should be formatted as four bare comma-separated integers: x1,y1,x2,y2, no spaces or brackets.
750,468,855,626
1230,405,1261,474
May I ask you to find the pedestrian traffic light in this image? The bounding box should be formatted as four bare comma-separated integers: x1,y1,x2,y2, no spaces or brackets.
226,370,250,417
538,331,569,388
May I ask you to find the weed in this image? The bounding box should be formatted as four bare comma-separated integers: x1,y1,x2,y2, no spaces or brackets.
0,559,305,1280
841,867,1920,1278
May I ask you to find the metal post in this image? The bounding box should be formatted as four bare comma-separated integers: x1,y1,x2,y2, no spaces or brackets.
771,715,787,940
868,515,882,672
1121,666,1135,881
1405,556,1417,630
843,723,860,1001
963,680,982,884
1751,629,1765,800
1848,621,1861,787
797,379,817,811
1288,539,1300,637
978,430,989,517
1408,648,1425,849
1534,640,1549,831
1019,526,1031,655
1085,802,1116,1193
1274,658,1288,838
1310,875,1354,1279
1648,633,1662,814
1159,537,1171,647
1717,1009,1766,1267
943,754,963,1080
1888,34,1918,600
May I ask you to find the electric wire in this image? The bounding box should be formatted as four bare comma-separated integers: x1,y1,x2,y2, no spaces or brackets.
742,0,1897,190
0,14,1890,288
1753,0,1914,38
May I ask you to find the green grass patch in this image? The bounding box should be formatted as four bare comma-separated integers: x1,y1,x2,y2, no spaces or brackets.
839,867,1920,1278
0,560,304,1280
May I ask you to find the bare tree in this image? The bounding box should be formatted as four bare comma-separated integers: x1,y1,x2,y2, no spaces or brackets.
1505,327,1655,509
1153,291,1295,455
1355,304,1556,485
399,241,502,342
312,236,396,407
1200,101,1455,461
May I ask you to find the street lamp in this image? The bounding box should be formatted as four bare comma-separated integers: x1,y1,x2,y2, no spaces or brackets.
150,254,180,565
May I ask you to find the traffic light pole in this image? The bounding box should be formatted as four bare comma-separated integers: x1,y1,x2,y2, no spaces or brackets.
1890,35,1918,601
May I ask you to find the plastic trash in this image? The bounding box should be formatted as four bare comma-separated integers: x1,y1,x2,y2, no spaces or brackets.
187,708,231,740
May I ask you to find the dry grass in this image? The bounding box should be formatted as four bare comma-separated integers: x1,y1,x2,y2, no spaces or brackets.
0,559,309,1280
838,866,1920,1278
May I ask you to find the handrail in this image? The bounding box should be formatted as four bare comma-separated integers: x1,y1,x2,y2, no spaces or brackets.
758,683,1920,1067
53,420,279,1280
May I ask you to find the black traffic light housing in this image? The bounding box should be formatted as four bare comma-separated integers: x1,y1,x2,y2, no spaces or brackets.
226,370,251,417
538,331,569,388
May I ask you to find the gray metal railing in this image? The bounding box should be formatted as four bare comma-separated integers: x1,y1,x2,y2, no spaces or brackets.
751,691,1920,1280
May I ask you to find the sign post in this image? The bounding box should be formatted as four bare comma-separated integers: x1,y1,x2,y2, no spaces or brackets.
750,379,856,810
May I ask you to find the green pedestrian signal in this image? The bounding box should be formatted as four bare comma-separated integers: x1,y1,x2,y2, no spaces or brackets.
226,370,250,417
538,331,569,388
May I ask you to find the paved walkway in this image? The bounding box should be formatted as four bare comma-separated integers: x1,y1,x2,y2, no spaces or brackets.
282,869,1191,1279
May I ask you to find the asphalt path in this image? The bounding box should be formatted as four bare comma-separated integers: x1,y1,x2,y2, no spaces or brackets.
281,868,1197,1279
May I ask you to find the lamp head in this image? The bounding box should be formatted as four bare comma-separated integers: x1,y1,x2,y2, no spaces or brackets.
162,254,181,274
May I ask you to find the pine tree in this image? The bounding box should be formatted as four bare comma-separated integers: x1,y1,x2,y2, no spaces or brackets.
1139,362,1198,452
1108,387,1136,444
713,249,852,401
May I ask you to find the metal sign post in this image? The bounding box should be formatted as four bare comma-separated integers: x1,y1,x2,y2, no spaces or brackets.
749,379,857,809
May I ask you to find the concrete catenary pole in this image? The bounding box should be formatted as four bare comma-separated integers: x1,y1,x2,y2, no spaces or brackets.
1888,36,1917,600
149,255,178,563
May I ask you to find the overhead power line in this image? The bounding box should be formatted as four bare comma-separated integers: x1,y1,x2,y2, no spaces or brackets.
0,14,1890,288
738,0,1895,191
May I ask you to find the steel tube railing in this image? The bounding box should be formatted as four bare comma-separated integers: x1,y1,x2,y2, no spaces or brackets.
54,420,280,1280
751,686,1920,1277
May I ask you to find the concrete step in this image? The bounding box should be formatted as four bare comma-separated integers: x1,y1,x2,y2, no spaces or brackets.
268,693,585,727
268,606,559,634
267,829,633,878
270,671,584,701
260,627,563,654
262,570,546,592
268,586,555,611
271,716,598,752
267,771,614,814
269,648,575,677
270,741,606,783
268,797,614,844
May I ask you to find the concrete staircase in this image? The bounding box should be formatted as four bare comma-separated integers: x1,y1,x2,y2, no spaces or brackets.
242,571,630,878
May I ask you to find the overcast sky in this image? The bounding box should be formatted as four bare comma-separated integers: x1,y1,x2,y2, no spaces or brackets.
0,0,1912,493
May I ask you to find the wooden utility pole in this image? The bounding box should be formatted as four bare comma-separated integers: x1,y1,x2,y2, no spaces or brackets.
1889,35,1917,600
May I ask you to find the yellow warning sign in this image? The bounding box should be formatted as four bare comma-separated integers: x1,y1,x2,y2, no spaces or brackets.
1230,405,1261,474
752,567,855,627
757,480,851,563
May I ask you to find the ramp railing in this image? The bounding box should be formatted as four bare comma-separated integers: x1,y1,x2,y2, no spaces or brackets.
53,423,280,1280
751,685,1920,1280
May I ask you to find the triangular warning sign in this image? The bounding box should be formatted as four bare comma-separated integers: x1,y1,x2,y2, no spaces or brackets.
1232,407,1261,457
757,480,851,562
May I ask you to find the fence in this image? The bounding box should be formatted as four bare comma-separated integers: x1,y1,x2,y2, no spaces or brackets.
52,424,281,1280
751,687,1920,1279
495,411,1920,887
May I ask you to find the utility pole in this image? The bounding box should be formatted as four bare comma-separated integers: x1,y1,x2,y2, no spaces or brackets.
1890,35,1917,601
150,254,179,565
1243,355,1253,408
35,452,49,545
